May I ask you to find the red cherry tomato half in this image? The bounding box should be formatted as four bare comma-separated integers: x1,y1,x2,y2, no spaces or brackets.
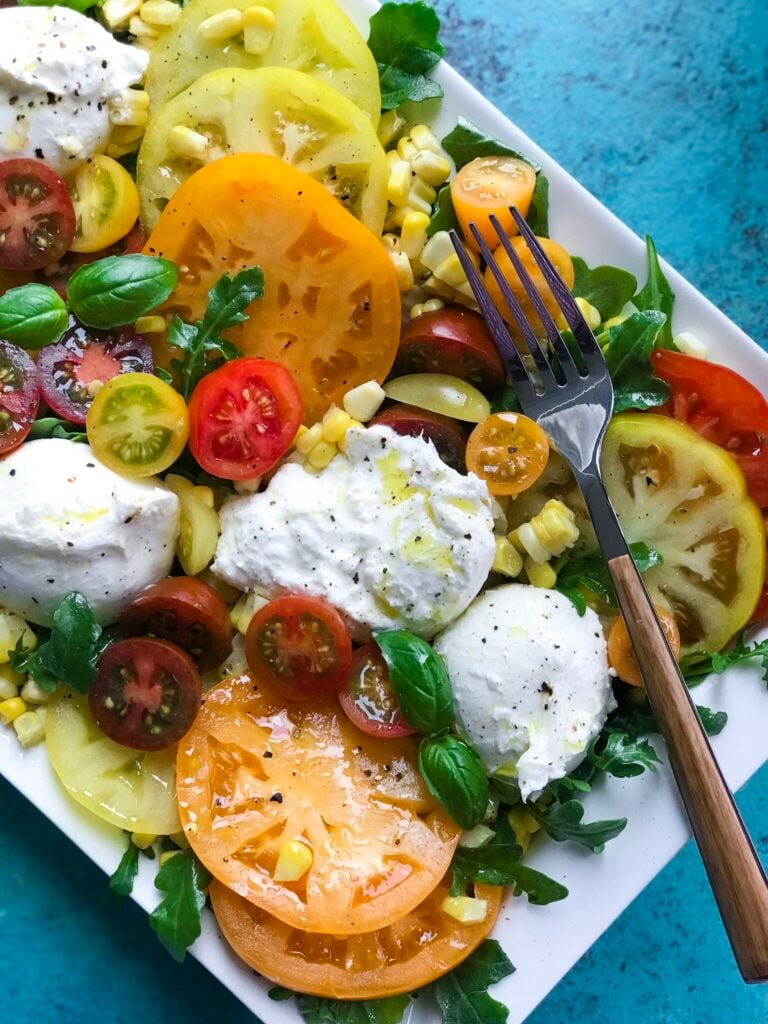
245,595,352,700
89,637,202,751
39,221,146,300
652,350,768,507
0,339,40,455
0,159,76,271
396,308,506,393
120,576,233,671
38,317,154,425
339,643,414,739
189,357,303,481
372,403,468,472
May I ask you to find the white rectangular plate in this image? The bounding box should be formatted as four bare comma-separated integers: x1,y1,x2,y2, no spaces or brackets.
3,2,768,1022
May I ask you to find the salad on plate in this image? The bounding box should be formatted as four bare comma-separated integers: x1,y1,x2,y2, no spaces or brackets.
0,0,767,1020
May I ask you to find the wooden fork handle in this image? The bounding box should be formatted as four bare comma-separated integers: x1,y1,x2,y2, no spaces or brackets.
609,553,768,982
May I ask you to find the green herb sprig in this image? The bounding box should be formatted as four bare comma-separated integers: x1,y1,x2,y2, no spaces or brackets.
368,1,445,109
13,591,103,693
149,849,212,962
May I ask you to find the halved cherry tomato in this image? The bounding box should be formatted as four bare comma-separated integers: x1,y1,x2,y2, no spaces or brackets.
339,643,414,739
245,595,352,700
189,357,302,481
40,221,146,300
396,308,506,393
120,577,232,672
484,235,574,335
0,159,76,271
452,155,537,252
164,473,220,576
466,412,550,496
86,372,189,477
38,318,153,425
372,403,468,473
69,155,141,254
0,340,40,455
383,373,490,424
177,674,461,934
652,349,768,508
608,606,681,687
89,637,202,750
211,872,501,999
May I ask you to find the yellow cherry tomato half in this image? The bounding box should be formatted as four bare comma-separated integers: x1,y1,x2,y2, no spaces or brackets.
484,235,574,336
452,155,537,252
383,373,491,424
466,412,550,496
608,606,681,687
165,473,220,576
86,372,189,477
69,154,140,254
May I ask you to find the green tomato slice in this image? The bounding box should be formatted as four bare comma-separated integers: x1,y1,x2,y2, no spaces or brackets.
383,373,491,423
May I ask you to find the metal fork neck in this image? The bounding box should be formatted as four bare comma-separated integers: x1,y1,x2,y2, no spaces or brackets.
573,466,631,563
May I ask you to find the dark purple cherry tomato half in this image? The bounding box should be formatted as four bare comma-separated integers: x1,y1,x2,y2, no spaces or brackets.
38,316,153,425
339,643,414,739
0,339,40,455
89,637,202,751
396,308,506,393
372,403,468,473
0,158,76,271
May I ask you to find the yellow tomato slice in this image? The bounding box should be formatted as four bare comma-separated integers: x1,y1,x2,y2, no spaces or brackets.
484,235,574,335
383,373,491,423
466,412,550,496
452,156,537,252
69,155,140,254
86,372,189,477
165,474,220,576
176,675,461,935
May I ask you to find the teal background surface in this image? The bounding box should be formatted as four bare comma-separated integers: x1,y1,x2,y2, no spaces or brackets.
1,1,767,1022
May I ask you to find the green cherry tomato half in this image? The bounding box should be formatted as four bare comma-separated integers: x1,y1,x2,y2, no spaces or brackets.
383,373,491,424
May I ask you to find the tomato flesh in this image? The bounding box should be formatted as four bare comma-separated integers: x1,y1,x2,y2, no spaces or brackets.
245,595,352,700
120,576,232,671
90,637,201,751
0,340,40,454
397,308,505,393
0,158,76,271
372,404,467,472
38,318,154,425
339,643,414,738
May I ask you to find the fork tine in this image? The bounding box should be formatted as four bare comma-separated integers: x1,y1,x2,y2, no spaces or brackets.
508,206,602,358
449,231,538,403
489,214,583,382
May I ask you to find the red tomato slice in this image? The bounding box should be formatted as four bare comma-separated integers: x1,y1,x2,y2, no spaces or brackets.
39,221,146,299
189,358,303,480
396,308,506,393
0,159,76,271
652,350,768,507
372,403,468,472
339,643,414,739
0,339,40,454
38,318,154,425
120,576,233,671
245,595,352,700
89,637,201,751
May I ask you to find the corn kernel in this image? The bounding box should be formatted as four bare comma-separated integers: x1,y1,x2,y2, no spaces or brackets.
337,420,364,451
109,104,149,128
198,8,243,40
102,0,142,29
410,123,441,153
412,150,452,187
525,557,557,589
440,895,488,924
459,824,495,849
389,250,414,292
492,537,523,578
397,136,419,162
242,5,276,55
273,839,313,882
159,849,181,866
13,711,45,748
404,190,432,216
0,675,18,701
321,406,352,443
508,805,541,854
0,697,27,724
295,422,323,455
513,500,579,564
380,232,401,253
231,591,269,636
399,211,430,260
20,679,49,705
410,302,424,319
420,230,455,273
423,298,445,314
131,832,157,850
111,86,150,109
106,140,139,159
132,316,166,337
140,0,180,26
168,124,210,162
343,380,386,422
385,204,419,231
409,176,437,205
674,331,708,358
603,300,638,331
307,441,338,470
378,109,406,148
111,125,146,147
0,611,36,664
574,296,601,331
433,253,468,290
129,14,160,37
233,475,263,495
387,159,412,207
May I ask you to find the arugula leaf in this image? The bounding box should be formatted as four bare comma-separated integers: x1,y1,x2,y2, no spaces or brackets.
22,592,102,693
428,184,460,237
368,1,444,110
0,283,68,349
555,541,662,615
528,799,627,853
696,706,728,736
375,629,453,734
441,118,539,173
587,730,661,778
489,385,521,414
419,734,489,829
148,849,211,962
526,173,550,237
608,689,727,738
268,987,294,1002
109,837,140,898
168,267,263,400
67,255,178,330
681,634,768,687
27,417,88,443
433,940,514,1024
571,258,637,321
603,310,671,413
296,994,409,1024
633,235,675,348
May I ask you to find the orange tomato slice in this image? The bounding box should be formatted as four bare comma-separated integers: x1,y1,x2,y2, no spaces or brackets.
466,412,550,496
484,235,574,336
144,154,401,424
211,873,502,999
176,675,461,935
452,155,537,252
608,606,681,687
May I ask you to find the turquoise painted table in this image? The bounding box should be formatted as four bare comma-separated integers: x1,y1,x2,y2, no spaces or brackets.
1,1,767,1021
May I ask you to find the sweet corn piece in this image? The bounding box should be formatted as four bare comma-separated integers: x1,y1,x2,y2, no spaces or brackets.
380,232,401,253
410,302,425,319
404,190,432,216
109,105,149,128
409,176,437,205
111,125,146,146
513,500,579,564
295,422,323,455
134,315,167,334
377,109,405,148
321,406,352,444
129,14,161,37
0,675,18,701
102,0,143,29
242,5,276,55
343,380,386,422
273,839,313,882
433,253,468,290
307,441,338,470
525,557,557,589
0,697,27,724
399,211,430,259
508,806,541,854
337,420,364,451
397,136,419,162
385,204,419,231
420,230,455,273
575,296,601,331
233,475,263,495
20,679,49,705
412,150,452,187
410,123,441,153
0,610,36,663
106,140,140,159
231,592,269,636
674,331,708,358
159,849,181,866
423,274,477,307
140,0,180,26
459,824,495,849
423,298,445,314
198,8,243,40
131,832,157,850
387,159,412,207
492,537,523,578
389,250,414,292
440,895,488,924
603,301,638,331
168,124,210,162
13,711,45,748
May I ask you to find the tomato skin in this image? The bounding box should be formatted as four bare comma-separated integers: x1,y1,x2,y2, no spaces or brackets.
245,595,352,700
372,403,467,472
484,235,574,335
339,643,414,739
452,155,537,252
397,308,505,393
189,357,303,481
120,577,232,671
90,637,202,751
608,607,681,687
69,154,140,254
0,340,40,455
0,159,76,271
466,412,550,496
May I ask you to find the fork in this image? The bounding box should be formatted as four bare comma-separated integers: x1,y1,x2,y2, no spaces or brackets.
451,210,768,982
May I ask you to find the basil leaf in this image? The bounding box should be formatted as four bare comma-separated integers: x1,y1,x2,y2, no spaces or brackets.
442,118,539,173
633,235,676,348
148,849,211,962
526,173,550,237
571,257,638,321
0,283,69,349
427,184,460,237
368,1,444,110
419,733,488,829
27,417,87,443
374,629,453,734
433,939,514,1024
109,837,140,898
68,255,178,329
587,730,661,778
603,310,671,413
297,993,409,1024
528,798,627,852
25,591,102,693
